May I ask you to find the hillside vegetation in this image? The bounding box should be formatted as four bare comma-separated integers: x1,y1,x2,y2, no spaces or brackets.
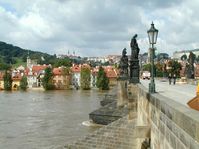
0,41,58,69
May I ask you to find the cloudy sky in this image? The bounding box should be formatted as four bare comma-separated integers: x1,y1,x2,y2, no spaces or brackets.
0,0,198,57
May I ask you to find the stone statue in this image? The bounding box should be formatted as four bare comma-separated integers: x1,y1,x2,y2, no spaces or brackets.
186,52,195,79
130,34,140,59
188,52,195,66
119,48,129,78
129,34,140,83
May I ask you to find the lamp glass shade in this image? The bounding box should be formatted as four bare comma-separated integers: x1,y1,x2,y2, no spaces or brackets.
147,22,158,44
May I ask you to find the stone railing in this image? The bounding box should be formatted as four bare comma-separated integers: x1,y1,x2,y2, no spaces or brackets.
137,84,199,149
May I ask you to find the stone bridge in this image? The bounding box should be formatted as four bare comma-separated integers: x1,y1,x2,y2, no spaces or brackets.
65,82,199,149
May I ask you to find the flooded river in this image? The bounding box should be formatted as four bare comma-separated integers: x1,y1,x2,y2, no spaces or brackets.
0,89,108,149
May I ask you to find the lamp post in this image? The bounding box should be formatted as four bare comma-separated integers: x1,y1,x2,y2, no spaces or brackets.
147,22,158,93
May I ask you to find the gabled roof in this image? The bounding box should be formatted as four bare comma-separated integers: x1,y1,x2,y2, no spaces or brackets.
53,68,62,75
105,68,118,78
71,65,81,73
25,65,49,76
12,74,22,81
32,65,48,72
71,64,90,73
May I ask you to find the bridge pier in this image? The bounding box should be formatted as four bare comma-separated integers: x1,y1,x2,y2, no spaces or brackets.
117,80,128,108
127,84,138,120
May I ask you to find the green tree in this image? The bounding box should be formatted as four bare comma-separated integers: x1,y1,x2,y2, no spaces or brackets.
62,67,71,89
53,58,72,67
20,76,28,90
3,71,12,91
63,67,70,75
80,67,91,90
155,62,164,77
167,60,182,77
142,63,151,72
96,66,109,90
181,54,187,61
0,62,11,70
42,67,55,90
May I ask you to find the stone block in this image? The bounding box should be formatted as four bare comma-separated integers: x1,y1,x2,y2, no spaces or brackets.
159,121,165,135
165,116,172,131
164,141,172,149
149,95,156,106
171,123,180,140
178,129,191,148
134,125,150,138
165,127,171,143
190,138,199,149
169,131,177,149
160,112,166,123
176,139,187,149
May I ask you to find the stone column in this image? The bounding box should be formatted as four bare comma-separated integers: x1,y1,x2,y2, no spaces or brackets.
127,84,138,120
117,80,128,108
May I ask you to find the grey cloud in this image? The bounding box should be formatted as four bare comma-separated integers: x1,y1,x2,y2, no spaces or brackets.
0,0,197,57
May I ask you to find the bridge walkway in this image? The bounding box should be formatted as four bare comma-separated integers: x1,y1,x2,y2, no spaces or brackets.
140,79,196,106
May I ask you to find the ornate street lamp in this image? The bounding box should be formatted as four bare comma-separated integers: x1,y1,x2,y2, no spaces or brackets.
147,22,158,93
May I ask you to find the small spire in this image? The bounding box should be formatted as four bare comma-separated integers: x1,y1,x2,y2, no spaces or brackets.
27,50,30,58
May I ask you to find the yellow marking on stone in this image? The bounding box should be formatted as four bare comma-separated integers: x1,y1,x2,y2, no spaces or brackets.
197,82,199,96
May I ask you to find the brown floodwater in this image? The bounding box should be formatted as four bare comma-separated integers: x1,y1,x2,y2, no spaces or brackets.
0,89,109,149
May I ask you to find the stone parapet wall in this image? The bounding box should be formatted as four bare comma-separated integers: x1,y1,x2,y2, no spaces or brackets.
137,84,199,149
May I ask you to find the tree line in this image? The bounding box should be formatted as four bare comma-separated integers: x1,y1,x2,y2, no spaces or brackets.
42,66,109,91
3,66,110,91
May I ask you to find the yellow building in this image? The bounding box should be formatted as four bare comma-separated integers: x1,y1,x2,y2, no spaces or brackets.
0,75,4,90
0,73,22,90
12,74,22,90
53,67,71,89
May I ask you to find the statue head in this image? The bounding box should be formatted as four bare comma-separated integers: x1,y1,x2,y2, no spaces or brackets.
130,34,138,48
122,48,127,56
133,34,137,39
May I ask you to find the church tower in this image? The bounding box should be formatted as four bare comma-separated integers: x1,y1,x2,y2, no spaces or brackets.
27,51,31,68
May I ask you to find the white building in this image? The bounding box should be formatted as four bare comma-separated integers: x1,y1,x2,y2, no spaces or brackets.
26,56,49,88
173,49,199,60
71,64,97,89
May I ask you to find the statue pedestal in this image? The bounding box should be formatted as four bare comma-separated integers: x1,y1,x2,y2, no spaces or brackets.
129,59,140,84
127,84,138,120
117,80,128,108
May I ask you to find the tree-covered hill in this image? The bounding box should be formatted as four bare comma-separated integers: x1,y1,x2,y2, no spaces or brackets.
0,41,57,68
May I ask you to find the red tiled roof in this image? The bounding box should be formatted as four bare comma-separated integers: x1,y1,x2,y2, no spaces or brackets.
32,65,48,72
104,68,118,78
0,73,4,80
25,65,49,76
12,74,22,81
53,68,62,75
91,68,99,75
71,65,81,73
71,64,90,73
